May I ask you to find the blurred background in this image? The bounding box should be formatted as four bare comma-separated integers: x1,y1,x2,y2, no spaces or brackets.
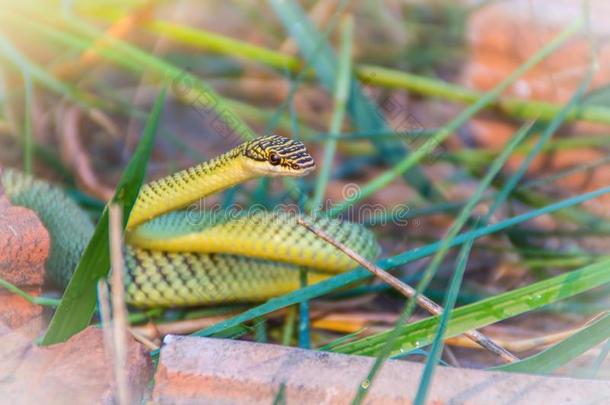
2,0,610,374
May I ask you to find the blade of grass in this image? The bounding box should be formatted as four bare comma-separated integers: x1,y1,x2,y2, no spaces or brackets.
21,70,32,174
0,277,60,307
523,154,610,190
356,65,594,394
309,15,352,213
414,236,475,405
327,19,583,217
356,63,610,125
191,184,610,340
415,70,592,396
318,328,367,352
351,119,533,404
489,70,594,216
298,267,310,349
411,63,596,402
281,306,297,346
2,9,256,142
0,32,103,110
333,258,610,356
128,18,610,125
491,313,610,375
586,336,610,378
147,20,302,73
41,87,166,345
268,0,444,202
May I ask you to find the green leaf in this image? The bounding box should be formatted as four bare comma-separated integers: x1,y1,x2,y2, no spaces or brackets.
309,15,353,212
331,259,610,356
0,32,105,110
3,10,255,142
354,120,534,405
327,19,582,217
194,184,610,338
268,0,444,202
582,84,610,107
41,87,166,345
414,237,474,405
492,313,610,375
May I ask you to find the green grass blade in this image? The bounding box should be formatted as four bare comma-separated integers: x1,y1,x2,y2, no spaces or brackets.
327,19,582,217
41,87,166,345
318,328,366,352
310,15,352,212
194,184,610,338
0,31,101,110
352,120,533,404
297,267,310,349
356,63,610,125
587,337,610,378
414,68,592,393
0,276,60,307
21,70,33,174
489,69,594,216
268,0,443,202
333,259,610,356
140,19,610,125
3,10,255,142
149,20,301,73
415,67,595,386
110,1,610,125
414,237,474,405
491,313,610,374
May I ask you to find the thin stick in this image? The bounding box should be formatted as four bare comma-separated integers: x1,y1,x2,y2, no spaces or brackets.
97,279,114,360
296,218,519,363
109,204,131,405
129,329,160,351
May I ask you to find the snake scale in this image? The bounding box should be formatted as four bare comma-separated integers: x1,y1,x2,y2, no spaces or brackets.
1,135,380,307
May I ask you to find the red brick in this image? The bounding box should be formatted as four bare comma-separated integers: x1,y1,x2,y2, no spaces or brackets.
153,336,610,404
0,198,49,287
0,288,43,329
462,0,610,211
0,326,153,403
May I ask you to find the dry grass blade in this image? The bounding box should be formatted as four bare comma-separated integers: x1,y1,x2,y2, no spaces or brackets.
296,217,519,363
108,204,131,405
60,105,114,200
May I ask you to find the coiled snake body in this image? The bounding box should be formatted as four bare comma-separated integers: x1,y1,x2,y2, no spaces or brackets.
1,135,379,307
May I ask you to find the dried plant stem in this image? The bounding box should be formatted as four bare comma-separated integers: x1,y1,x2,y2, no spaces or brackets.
61,106,114,200
297,218,519,364
129,329,160,351
97,279,113,356
108,204,131,405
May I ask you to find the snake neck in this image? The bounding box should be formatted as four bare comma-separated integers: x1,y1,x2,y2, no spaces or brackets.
126,146,253,229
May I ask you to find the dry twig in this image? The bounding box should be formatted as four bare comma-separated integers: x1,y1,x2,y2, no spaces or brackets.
60,106,114,200
108,204,131,405
296,217,519,364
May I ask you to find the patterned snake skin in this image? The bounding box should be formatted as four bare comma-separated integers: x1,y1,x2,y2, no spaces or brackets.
1,135,380,307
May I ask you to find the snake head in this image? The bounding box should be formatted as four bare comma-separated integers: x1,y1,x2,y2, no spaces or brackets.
242,135,316,176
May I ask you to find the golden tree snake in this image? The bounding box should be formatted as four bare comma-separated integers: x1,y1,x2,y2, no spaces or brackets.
1,135,380,307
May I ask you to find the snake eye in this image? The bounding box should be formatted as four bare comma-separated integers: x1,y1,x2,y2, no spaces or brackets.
269,152,281,166
291,163,300,170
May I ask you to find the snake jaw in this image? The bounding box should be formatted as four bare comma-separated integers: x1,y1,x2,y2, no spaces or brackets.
243,158,316,177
